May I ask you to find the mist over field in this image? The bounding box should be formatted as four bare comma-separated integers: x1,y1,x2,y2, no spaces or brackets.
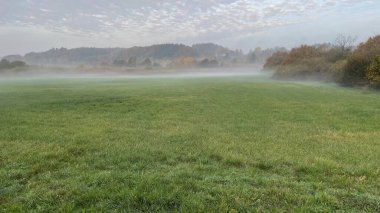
0,67,268,81
1,0,380,212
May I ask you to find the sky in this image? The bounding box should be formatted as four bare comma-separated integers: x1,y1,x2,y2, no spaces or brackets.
0,0,379,57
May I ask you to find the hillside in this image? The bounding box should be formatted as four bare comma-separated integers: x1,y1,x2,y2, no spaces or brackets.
3,43,239,66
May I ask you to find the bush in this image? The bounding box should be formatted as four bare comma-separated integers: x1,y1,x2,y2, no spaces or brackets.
274,57,332,81
269,45,335,81
265,35,380,87
325,47,350,63
341,35,380,86
367,56,380,87
330,59,347,81
341,56,369,86
282,45,323,65
263,51,288,70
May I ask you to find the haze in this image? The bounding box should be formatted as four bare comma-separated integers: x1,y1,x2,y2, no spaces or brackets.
1,0,380,57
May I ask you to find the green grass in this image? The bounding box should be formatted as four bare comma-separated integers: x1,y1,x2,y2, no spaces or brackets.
1,76,380,212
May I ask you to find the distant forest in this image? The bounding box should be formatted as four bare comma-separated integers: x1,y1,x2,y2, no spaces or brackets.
3,36,380,89
0,59,26,71
264,35,380,88
2,43,283,69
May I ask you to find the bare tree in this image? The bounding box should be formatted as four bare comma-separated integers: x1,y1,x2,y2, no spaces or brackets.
335,34,357,54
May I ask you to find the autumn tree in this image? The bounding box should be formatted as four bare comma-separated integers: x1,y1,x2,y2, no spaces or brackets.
366,56,380,87
341,35,380,86
263,51,288,69
335,34,357,55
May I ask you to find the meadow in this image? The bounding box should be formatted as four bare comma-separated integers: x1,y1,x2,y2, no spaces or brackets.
0,74,379,212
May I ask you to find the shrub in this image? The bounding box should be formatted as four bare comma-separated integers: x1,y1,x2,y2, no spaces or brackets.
341,35,380,86
341,56,369,86
330,59,347,81
270,45,334,81
367,56,380,87
274,57,332,81
263,51,288,70
282,45,323,65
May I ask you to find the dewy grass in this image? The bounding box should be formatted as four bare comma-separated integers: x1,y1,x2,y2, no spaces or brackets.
0,76,380,212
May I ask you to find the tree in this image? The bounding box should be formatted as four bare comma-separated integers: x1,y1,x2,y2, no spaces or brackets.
341,35,380,86
178,57,196,66
198,58,219,67
334,34,357,55
265,44,338,81
127,57,137,67
0,59,26,71
199,59,210,67
113,59,126,66
140,58,152,67
10,61,26,67
247,51,257,63
367,56,380,87
263,51,288,69
282,45,322,65
341,56,369,86
0,59,11,69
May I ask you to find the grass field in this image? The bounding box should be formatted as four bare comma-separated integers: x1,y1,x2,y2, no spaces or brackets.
1,75,380,212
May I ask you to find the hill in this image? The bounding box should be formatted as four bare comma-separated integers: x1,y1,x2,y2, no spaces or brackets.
3,43,239,66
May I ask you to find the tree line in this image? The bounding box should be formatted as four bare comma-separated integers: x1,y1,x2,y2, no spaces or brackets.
264,35,380,88
0,59,27,71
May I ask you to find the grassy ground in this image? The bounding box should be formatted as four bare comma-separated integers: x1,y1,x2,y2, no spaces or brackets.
0,75,379,212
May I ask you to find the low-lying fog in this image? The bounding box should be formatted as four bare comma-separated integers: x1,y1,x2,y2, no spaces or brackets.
0,67,270,81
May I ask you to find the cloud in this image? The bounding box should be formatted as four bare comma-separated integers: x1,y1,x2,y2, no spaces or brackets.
0,0,375,48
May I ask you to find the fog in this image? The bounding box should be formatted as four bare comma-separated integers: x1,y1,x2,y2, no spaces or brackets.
0,67,270,82
0,1,378,86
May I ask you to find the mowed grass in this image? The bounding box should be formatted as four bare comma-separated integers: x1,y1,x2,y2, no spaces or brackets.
0,75,380,212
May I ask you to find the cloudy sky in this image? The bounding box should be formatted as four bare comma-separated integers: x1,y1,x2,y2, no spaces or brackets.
0,0,379,56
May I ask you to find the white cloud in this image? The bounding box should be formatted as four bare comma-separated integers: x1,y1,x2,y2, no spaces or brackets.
0,0,373,40
0,0,377,56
